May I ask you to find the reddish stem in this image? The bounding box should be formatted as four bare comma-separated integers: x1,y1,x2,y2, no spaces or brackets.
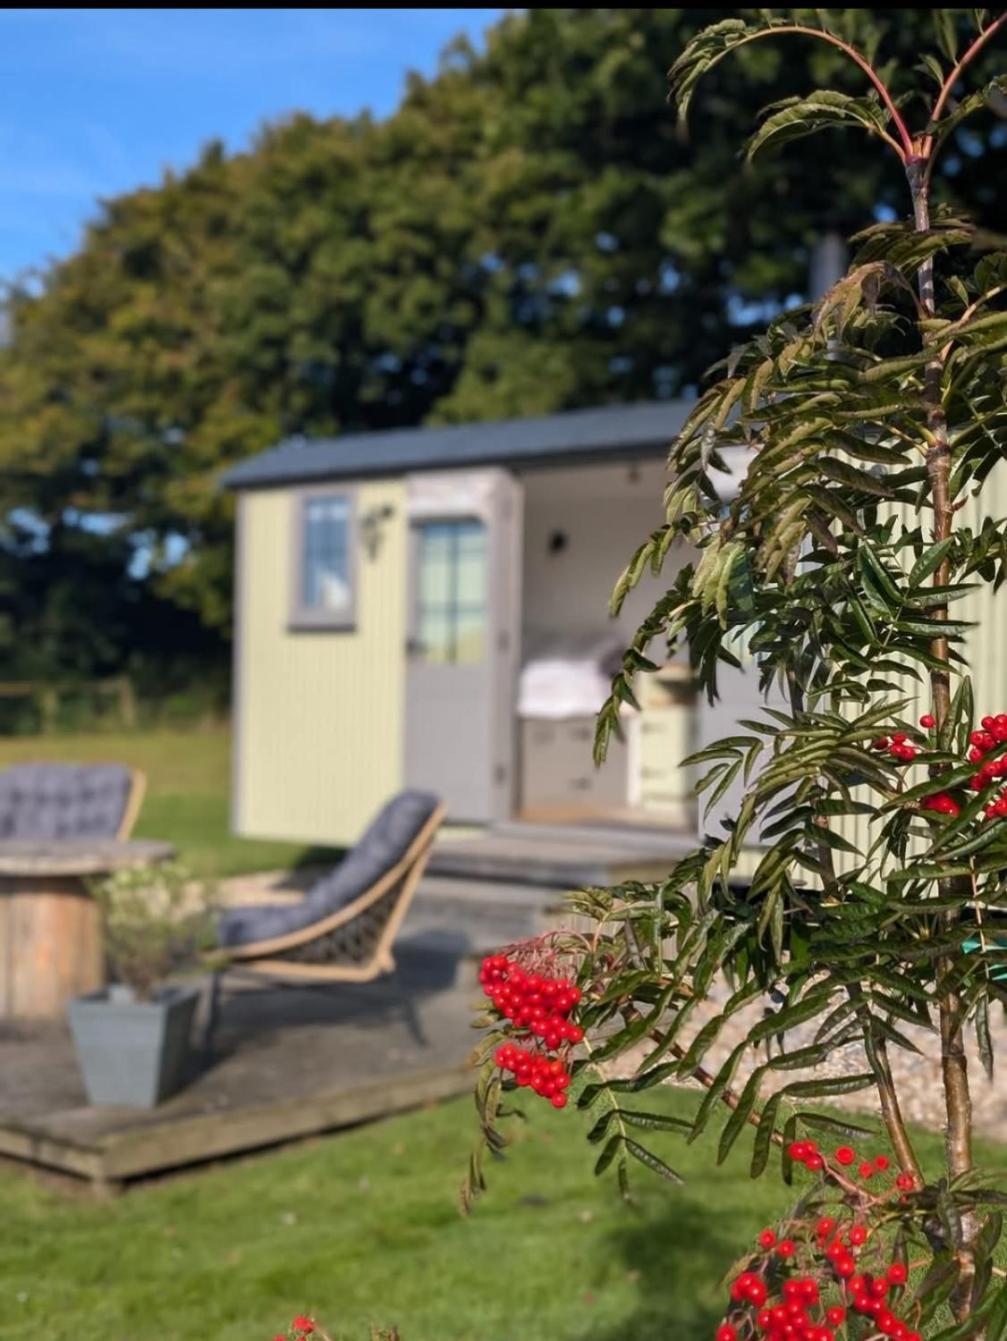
725,24,914,159
930,13,1007,130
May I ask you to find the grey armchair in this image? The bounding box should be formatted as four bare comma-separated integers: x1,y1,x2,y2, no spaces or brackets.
0,762,145,841
215,789,444,983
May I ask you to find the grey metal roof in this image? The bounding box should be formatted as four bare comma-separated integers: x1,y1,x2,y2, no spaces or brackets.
221,398,690,490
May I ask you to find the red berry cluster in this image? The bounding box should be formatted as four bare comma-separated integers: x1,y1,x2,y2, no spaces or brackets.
870,731,920,764
494,1043,571,1108
845,1266,916,1338
480,952,584,1109
480,955,584,1046
789,1141,916,1194
273,1318,316,1341
870,710,1007,820
716,1142,922,1341
717,1228,919,1341
964,716,1007,817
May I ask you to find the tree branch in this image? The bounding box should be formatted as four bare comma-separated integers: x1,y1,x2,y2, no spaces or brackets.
929,12,1007,134
718,24,914,159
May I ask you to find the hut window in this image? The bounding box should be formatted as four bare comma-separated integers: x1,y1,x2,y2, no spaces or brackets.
290,490,356,629
414,518,487,663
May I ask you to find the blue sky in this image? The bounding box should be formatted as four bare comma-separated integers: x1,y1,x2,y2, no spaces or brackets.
0,8,504,283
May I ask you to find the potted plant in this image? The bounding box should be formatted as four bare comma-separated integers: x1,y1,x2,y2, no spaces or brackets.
68,861,218,1108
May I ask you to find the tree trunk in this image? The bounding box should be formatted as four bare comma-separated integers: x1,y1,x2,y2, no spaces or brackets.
908,154,977,1321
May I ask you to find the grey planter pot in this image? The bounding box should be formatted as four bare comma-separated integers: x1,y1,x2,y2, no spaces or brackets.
67,983,201,1108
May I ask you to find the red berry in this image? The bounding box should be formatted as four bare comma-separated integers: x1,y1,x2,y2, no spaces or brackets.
874,1154,890,1171
895,1171,916,1191
776,1239,795,1258
835,1254,856,1278
858,1162,875,1180
887,1263,908,1285
835,1146,856,1166
805,1154,824,1171
827,1307,846,1327
849,1225,868,1246
292,1321,314,1336
920,714,935,728
758,1229,776,1249
550,1092,568,1109
787,1141,808,1160
872,737,889,750
816,1217,836,1239
715,1327,737,1341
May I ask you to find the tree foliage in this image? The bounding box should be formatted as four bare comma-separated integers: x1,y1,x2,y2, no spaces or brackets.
4,9,1007,682
471,10,1007,1335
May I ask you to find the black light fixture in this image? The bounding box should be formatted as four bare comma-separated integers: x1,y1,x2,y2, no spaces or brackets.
360,504,395,559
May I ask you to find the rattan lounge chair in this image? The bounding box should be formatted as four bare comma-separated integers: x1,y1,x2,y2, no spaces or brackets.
0,762,146,840
205,790,444,1045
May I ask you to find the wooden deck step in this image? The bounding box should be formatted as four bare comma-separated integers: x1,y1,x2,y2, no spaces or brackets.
428,821,692,889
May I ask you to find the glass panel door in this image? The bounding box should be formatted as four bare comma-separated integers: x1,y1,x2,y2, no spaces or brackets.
415,519,487,664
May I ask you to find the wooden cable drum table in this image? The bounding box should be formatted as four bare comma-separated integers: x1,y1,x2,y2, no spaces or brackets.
0,838,175,1019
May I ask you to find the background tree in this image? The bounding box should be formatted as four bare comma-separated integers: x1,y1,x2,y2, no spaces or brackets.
3,9,1007,693
470,9,1007,1338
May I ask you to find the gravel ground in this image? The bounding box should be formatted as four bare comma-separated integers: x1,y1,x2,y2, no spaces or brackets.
616,977,1007,1145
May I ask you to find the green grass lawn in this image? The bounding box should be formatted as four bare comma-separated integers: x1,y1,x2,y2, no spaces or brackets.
0,1087,974,1341
0,729,340,879
0,1088,784,1341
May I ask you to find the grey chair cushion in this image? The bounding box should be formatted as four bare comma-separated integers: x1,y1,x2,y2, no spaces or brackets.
218,789,440,949
0,762,134,840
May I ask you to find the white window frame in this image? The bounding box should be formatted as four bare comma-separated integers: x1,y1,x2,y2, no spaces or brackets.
289,485,358,631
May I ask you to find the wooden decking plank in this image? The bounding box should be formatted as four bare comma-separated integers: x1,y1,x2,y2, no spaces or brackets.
0,1117,103,1179
0,1064,472,1183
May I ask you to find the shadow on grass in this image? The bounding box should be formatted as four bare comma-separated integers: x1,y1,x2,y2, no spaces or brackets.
576,1191,740,1341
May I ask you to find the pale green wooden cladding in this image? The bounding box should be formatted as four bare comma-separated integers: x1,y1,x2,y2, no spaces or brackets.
232,480,406,847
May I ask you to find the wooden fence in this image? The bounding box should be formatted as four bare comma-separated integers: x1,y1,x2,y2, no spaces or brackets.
0,677,137,732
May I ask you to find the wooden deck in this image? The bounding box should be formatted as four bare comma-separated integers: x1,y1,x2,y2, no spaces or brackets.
428,819,694,888
0,875,553,1190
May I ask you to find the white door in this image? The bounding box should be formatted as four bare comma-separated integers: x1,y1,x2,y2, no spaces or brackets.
404,470,522,822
